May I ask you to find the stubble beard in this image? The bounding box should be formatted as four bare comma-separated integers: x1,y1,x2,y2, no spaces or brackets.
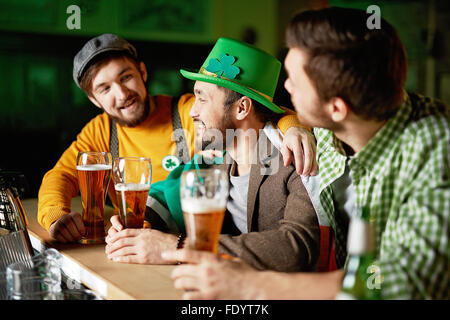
107,94,150,128
199,109,236,152
295,97,340,132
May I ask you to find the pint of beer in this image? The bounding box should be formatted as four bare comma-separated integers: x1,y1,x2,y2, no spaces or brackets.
182,198,226,253
180,169,228,253
76,152,112,244
113,157,151,229
115,183,150,228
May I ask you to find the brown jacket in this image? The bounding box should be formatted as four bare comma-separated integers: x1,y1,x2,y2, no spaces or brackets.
147,132,320,272
216,134,319,272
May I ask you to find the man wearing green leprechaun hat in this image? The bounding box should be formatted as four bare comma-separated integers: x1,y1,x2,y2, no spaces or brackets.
105,37,322,273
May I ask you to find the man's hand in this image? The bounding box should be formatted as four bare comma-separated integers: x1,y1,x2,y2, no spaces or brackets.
162,249,264,300
49,212,85,243
105,226,178,264
107,214,124,238
281,127,318,176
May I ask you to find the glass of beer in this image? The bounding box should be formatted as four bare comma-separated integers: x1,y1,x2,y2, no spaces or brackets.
76,151,112,244
180,169,229,253
113,157,151,229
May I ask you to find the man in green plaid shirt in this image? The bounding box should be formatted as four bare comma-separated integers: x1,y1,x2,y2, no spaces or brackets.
315,91,449,299
162,7,449,300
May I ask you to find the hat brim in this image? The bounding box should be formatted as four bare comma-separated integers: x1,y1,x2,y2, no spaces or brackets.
180,69,285,114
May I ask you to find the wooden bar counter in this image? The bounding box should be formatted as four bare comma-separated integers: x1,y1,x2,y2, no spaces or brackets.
21,197,182,300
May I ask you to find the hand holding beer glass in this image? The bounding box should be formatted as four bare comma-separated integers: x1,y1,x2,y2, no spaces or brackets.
180,169,229,253
76,151,112,244
113,157,151,229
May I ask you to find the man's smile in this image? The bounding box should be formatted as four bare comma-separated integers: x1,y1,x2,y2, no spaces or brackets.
119,97,137,113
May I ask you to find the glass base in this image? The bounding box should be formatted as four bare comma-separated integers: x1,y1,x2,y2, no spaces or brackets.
78,237,105,244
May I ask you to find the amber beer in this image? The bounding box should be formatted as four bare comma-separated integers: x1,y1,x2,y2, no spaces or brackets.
76,164,111,244
115,183,150,228
182,199,226,253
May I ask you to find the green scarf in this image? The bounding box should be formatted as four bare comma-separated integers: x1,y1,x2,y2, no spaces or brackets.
148,153,225,233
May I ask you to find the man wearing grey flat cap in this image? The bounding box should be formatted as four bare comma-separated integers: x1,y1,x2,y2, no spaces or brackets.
37,33,317,243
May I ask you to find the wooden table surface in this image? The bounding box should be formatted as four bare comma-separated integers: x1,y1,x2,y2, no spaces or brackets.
22,197,182,300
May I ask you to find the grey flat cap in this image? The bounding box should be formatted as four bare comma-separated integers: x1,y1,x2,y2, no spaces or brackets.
73,33,138,88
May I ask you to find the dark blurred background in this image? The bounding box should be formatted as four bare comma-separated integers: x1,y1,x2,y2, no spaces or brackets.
0,0,449,198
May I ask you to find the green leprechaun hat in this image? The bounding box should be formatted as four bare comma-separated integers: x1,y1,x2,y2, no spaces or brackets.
180,37,285,114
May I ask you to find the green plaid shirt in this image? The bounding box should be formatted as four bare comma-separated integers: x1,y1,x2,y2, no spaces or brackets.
315,92,450,299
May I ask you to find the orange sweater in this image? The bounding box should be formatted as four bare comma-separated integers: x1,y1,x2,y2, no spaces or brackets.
37,93,302,230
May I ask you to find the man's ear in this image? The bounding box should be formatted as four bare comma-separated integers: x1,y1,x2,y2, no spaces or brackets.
235,96,252,121
88,95,102,109
139,61,148,83
326,97,349,122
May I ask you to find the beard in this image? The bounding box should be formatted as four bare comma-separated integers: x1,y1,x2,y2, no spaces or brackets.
106,94,150,128
197,109,236,152
293,95,341,132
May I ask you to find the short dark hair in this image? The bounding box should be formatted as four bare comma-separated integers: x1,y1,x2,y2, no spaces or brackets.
286,7,407,121
79,51,141,97
218,86,282,124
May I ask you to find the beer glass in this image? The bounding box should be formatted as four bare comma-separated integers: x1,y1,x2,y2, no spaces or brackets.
113,157,151,229
180,169,229,253
76,151,112,244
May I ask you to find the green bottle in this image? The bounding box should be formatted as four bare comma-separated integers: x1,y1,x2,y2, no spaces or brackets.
335,207,382,300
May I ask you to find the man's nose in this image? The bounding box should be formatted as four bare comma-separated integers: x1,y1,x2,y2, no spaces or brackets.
113,83,130,101
284,79,291,93
189,101,199,119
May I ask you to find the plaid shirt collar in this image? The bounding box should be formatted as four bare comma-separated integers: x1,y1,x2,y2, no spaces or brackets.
324,92,411,178
356,93,411,177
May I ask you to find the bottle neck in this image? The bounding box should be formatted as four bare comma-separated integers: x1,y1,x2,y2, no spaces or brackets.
347,217,375,255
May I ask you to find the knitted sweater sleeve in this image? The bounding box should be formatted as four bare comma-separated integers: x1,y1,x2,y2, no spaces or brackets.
37,113,110,230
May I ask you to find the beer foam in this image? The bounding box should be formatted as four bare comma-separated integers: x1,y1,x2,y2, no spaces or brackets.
181,198,226,214
76,164,112,171
115,183,150,191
